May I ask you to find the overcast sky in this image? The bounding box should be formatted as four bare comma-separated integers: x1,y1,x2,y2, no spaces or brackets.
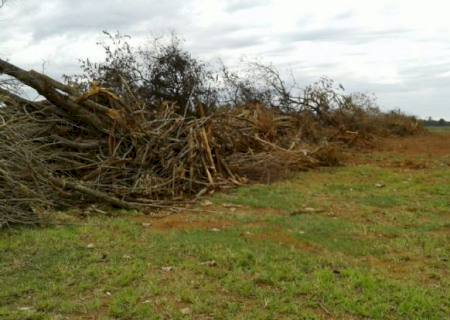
1,0,450,119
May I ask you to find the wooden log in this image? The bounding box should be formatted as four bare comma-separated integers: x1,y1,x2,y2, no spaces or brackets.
0,58,106,131
47,174,142,210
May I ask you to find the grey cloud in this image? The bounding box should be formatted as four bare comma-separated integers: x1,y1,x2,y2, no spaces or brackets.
258,42,298,57
191,20,268,39
2,0,192,43
380,88,450,119
333,10,353,21
190,33,265,53
284,27,411,44
1,0,449,119
186,20,269,54
224,0,270,13
337,65,450,119
399,61,450,80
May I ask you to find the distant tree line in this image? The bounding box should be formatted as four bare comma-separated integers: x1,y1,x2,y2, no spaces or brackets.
421,117,450,127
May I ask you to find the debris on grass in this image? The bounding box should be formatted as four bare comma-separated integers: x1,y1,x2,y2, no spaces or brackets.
180,307,192,315
290,207,326,216
161,266,174,272
200,260,218,267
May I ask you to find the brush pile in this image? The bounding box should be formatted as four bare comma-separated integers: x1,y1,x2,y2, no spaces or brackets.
0,59,342,226
0,49,422,226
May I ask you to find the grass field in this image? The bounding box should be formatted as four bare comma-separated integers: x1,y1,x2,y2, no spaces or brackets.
426,126,450,133
1,132,449,320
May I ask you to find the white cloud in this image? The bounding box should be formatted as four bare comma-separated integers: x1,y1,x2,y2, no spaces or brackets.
1,0,450,119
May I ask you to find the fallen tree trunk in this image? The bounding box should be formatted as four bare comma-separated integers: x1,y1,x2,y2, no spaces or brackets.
0,58,106,130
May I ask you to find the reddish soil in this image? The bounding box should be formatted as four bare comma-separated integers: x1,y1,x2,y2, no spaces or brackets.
378,132,450,157
347,132,450,169
131,204,285,231
246,229,320,253
132,212,235,231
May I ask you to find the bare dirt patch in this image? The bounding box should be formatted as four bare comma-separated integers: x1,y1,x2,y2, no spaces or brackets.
346,132,450,169
130,204,285,231
132,212,235,231
379,132,450,157
245,229,320,253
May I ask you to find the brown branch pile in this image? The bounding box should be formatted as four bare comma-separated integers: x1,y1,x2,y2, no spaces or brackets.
0,59,341,226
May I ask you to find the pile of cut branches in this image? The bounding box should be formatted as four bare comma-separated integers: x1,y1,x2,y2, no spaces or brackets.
0,59,342,226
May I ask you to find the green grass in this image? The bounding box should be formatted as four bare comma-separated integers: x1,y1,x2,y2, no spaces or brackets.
426,126,450,132
1,138,449,319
